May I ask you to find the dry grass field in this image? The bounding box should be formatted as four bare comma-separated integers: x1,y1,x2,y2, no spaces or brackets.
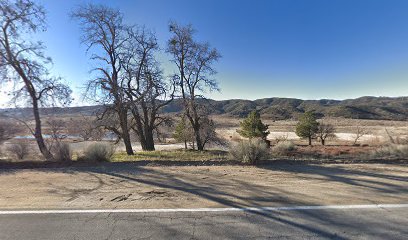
213,116,408,145
1,115,408,162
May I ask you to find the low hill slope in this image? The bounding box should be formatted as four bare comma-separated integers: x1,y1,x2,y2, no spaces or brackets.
2,96,408,120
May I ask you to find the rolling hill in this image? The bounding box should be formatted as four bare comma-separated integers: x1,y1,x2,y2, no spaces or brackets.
2,96,408,121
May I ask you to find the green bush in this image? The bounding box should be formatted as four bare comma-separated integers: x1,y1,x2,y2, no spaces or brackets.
229,139,269,165
81,143,114,162
272,141,296,156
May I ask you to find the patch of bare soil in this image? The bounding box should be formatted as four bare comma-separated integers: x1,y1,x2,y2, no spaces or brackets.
0,163,407,210
290,145,377,159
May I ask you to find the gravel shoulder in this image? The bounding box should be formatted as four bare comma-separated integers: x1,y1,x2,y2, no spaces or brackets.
0,163,407,210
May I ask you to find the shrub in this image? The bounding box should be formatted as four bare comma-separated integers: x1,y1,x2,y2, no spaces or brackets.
0,120,23,145
7,143,29,160
229,139,269,165
272,141,296,156
52,143,72,162
274,134,288,144
173,116,195,149
81,143,114,162
371,144,408,159
295,111,319,145
236,111,269,140
316,122,336,145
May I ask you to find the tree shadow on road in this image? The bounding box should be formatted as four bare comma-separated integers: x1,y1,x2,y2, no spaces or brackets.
1,161,406,239
79,162,407,239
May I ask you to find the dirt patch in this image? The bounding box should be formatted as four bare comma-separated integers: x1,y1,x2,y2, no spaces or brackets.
290,145,377,159
0,163,406,210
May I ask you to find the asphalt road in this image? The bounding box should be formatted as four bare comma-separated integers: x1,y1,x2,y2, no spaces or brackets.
0,205,407,240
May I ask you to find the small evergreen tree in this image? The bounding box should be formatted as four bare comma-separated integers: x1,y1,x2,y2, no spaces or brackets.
173,116,194,149
295,111,319,145
237,111,269,140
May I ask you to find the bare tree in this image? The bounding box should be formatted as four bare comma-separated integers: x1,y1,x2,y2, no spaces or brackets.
0,119,22,144
0,0,71,161
154,118,174,143
122,27,175,151
353,125,369,145
199,116,225,149
67,117,92,141
46,118,72,162
71,4,134,155
316,122,336,145
94,108,122,143
275,133,289,144
7,142,29,160
167,22,221,150
67,116,105,141
90,126,106,141
46,118,67,149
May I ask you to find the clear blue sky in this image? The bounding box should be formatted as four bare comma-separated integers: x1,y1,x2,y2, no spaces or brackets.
23,0,408,105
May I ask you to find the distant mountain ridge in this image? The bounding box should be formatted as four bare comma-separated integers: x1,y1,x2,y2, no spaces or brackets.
2,96,408,121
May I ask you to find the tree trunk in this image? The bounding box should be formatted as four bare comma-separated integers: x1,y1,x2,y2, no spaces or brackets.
321,139,325,146
32,99,54,161
118,108,133,155
139,136,147,151
308,136,312,146
194,129,204,151
142,129,155,151
122,129,133,155
11,60,54,161
184,140,187,150
130,117,156,151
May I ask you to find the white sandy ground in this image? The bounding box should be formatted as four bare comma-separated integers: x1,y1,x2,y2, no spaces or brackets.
69,142,187,153
218,128,385,142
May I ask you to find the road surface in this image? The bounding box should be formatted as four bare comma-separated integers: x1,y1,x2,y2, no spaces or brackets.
0,204,407,240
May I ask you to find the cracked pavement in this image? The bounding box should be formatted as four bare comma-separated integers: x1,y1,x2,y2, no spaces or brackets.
0,207,407,239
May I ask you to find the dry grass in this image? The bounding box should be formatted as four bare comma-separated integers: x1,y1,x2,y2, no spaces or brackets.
370,144,408,159
289,145,377,159
112,149,228,162
214,116,408,146
229,139,270,164
79,143,115,162
2,115,408,162
272,141,296,156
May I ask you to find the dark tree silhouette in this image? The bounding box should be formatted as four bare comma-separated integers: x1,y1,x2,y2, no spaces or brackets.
0,0,71,161
71,4,134,155
317,121,336,145
167,22,221,150
122,27,175,151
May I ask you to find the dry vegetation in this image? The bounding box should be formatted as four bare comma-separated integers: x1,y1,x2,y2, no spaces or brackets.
1,114,408,164
113,149,228,162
